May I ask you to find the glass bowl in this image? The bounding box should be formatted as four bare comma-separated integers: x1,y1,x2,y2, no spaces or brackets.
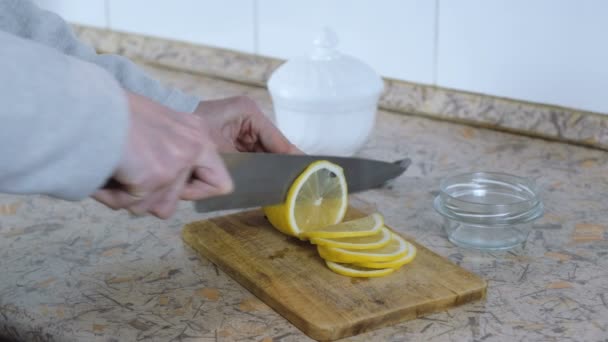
433,172,544,250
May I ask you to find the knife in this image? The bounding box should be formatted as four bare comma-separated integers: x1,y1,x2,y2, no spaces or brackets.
194,153,411,213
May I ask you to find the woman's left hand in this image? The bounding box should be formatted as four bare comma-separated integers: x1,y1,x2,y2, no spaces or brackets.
193,96,302,154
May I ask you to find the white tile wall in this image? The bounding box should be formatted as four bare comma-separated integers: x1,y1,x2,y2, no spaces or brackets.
30,1,608,113
257,0,437,85
437,0,608,113
32,0,107,27
109,0,256,53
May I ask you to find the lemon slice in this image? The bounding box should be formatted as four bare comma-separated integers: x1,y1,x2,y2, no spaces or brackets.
264,160,348,237
300,213,383,239
325,261,395,278
310,227,392,250
355,241,417,269
318,233,408,263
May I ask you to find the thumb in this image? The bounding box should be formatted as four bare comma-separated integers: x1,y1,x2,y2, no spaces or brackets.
181,144,233,200
255,116,303,154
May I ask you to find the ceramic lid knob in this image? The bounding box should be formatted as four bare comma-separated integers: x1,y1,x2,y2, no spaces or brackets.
267,27,384,111
311,27,340,60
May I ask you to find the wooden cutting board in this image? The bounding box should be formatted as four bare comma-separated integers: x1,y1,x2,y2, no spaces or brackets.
183,208,486,341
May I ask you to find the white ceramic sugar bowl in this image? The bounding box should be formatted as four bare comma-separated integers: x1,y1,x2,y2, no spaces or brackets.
267,28,384,156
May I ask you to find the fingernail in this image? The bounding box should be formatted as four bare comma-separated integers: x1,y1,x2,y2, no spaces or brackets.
211,168,234,195
211,159,234,194
221,176,234,194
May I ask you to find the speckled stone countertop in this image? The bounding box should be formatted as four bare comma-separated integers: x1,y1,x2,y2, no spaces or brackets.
1,64,608,342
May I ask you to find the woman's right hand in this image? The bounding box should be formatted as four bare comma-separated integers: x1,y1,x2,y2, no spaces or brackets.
93,92,233,219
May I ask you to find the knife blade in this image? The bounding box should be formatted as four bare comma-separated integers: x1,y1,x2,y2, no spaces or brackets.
194,152,411,213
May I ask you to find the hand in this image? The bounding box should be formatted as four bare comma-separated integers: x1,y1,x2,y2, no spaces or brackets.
93,92,233,219
194,96,302,154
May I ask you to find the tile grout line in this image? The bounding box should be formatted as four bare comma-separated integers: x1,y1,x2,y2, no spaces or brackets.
253,0,259,55
104,0,111,29
432,0,440,85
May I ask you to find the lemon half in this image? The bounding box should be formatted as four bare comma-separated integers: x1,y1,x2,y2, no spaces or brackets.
263,160,348,238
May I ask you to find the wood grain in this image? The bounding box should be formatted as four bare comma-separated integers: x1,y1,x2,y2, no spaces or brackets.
182,208,486,341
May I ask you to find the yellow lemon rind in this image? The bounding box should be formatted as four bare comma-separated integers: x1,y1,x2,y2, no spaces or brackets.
355,241,417,269
325,261,395,278
317,233,408,263
300,213,383,239
310,227,392,250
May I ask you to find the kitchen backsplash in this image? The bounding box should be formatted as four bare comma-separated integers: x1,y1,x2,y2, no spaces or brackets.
74,25,608,152
35,0,608,115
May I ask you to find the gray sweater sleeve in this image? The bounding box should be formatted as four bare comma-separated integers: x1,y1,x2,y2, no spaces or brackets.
0,0,200,113
0,31,129,200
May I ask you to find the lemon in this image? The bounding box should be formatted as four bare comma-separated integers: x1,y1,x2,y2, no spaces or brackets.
300,213,383,239
318,233,408,263
310,227,391,250
263,160,348,237
355,241,417,269
325,261,395,278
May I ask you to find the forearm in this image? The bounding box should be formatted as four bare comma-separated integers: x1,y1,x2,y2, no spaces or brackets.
0,32,129,200
0,0,200,113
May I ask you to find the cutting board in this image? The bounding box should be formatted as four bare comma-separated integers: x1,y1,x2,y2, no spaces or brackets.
183,208,486,341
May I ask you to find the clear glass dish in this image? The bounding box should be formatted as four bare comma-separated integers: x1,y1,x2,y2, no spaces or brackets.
433,172,544,250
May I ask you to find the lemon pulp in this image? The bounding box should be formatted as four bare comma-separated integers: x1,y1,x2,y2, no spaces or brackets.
263,160,347,237
301,213,383,239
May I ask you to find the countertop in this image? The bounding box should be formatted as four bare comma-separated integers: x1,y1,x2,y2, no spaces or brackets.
1,63,607,342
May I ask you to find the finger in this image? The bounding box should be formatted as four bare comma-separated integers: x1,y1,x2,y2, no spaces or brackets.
149,169,190,219
125,175,180,217
126,180,177,218
253,115,302,154
126,190,163,216
287,143,305,154
92,188,143,210
199,144,234,195
181,170,232,200
181,178,229,201
181,148,233,200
